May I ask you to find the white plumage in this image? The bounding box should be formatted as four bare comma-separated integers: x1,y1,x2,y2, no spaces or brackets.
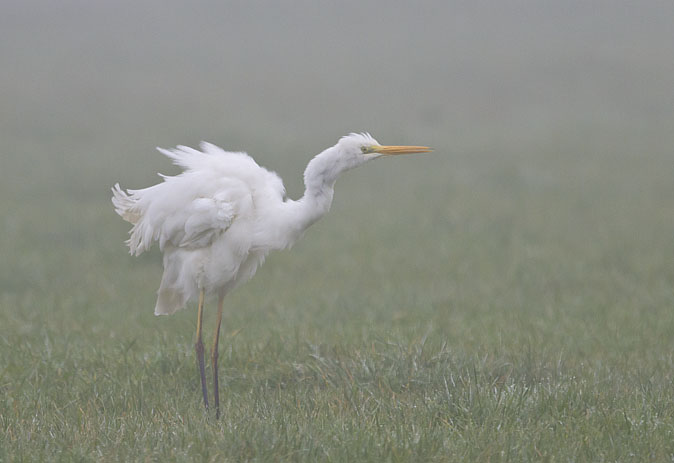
112,133,430,415
113,142,287,315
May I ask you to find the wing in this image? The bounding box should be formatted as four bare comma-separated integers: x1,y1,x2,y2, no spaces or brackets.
155,187,239,250
112,142,286,255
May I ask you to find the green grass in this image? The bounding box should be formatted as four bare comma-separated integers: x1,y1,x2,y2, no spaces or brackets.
2,128,674,461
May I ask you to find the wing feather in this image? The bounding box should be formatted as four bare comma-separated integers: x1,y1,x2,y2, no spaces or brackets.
112,142,286,256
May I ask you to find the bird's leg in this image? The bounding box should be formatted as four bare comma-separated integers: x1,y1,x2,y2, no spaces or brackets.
211,292,225,419
195,288,209,410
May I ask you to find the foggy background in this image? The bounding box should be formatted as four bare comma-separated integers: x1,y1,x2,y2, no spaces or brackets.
1,1,673,288
3,1,673,191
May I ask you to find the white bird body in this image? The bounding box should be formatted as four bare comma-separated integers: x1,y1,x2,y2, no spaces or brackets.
112,133,430,416
113,142,288,315
113,134,430,316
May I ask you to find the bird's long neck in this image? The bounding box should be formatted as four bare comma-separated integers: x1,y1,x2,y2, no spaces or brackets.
261,145,355,251
293,146,341,229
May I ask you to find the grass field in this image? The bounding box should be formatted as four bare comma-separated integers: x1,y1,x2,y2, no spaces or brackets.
2,127,673,461
2,2,674,461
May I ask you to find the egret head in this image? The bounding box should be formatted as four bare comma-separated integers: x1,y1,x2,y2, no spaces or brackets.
336,133,432,168
304,133,432,191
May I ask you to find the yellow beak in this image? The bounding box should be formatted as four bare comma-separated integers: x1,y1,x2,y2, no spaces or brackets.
374,145,433,155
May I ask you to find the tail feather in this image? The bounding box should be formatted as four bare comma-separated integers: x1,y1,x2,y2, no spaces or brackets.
112,183,153,255
153,249,193,315
154,287,188,316
111,183,141,224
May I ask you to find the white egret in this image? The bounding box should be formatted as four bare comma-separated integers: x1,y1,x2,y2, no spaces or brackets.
112,133,431,417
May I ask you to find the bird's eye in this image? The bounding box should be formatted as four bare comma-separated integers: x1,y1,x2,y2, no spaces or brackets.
361,146,369,153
